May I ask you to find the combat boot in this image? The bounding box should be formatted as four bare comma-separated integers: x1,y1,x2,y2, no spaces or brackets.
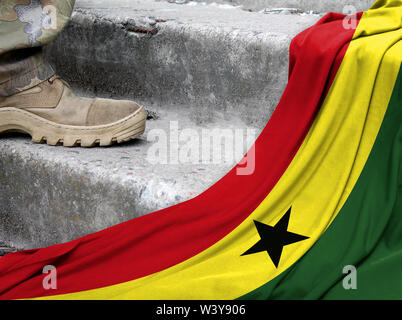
0,76,147,147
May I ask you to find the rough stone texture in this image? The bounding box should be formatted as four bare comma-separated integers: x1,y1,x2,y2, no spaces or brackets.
45,0,319,129
176,0,373,13
0,105,259,249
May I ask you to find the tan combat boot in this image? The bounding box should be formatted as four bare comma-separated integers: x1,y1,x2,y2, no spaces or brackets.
0,76,147,147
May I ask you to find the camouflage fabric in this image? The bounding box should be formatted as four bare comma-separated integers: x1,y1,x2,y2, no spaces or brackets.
0,0,75,96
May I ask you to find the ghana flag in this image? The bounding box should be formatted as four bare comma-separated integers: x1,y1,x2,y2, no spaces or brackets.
0,0,401,300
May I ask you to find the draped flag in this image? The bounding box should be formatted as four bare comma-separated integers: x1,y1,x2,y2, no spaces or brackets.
0,0,401,300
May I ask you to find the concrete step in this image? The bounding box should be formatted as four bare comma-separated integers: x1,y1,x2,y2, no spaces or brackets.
1,0,321,250
166,0,373,14
0,106,259,249
45,0,320,129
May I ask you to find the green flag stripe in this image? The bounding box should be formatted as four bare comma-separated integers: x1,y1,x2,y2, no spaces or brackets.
239,65,402,300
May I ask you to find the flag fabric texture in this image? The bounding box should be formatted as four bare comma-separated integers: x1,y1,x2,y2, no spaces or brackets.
0,0,401,300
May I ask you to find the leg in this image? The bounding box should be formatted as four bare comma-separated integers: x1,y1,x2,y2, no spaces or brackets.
0,0,75,97
0,0,147,147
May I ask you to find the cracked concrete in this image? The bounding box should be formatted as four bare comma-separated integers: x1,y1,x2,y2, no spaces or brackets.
163,0,373,14
0,0,367,250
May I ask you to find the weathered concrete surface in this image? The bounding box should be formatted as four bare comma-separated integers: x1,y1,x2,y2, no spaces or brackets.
170,0,373,13
0,104,259,250
45,0,319,129
0,243,16,257
1,0,320,250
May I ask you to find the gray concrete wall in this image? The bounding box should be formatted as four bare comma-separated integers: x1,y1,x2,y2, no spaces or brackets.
46,2,318,128
188,0,373,13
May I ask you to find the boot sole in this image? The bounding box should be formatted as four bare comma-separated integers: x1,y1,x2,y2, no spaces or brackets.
0,106,147,147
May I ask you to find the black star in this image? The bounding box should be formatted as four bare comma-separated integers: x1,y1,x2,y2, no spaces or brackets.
241,207,309,268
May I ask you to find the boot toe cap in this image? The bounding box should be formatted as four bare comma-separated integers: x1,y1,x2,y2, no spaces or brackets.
86,98,143,126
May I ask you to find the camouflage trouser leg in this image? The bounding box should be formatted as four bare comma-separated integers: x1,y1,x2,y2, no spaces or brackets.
0,0,75,97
